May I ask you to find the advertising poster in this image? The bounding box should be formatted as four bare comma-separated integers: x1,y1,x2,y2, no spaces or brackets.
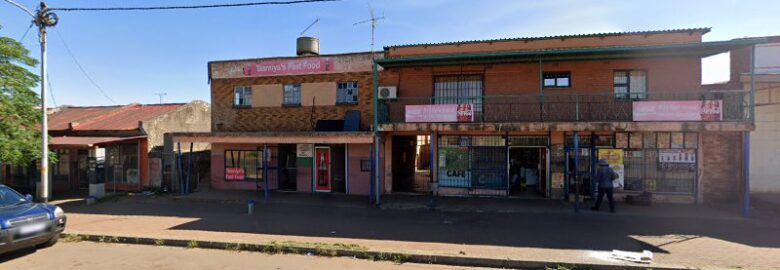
671,132,685,149
315,147,332,192
297,144,314,157
405,104,474,123
615,133,628,149
437,147,471,188
597,149,625,189
225,167,245,181
633,100,723,121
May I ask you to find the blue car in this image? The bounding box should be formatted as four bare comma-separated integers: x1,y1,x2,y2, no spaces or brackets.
0,185,66,254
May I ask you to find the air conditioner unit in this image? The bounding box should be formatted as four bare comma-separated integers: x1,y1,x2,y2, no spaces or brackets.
378,86,397,99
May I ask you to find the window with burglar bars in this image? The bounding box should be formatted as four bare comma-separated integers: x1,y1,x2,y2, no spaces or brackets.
336,81,359,104
283,84,301,106
234,86,252,107
438,136,506,194
614,70,647,99
434,75,483,117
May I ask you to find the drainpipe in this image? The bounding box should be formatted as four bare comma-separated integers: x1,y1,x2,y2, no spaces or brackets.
573,132,580,213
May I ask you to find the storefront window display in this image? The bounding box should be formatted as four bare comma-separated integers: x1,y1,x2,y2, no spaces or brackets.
616,132,697,194
438,136,505,190
106,143,139,184
224,150,261,181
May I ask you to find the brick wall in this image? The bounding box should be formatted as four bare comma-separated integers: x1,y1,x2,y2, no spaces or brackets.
381,57,702,96
212,72,374,132
701,132,744,203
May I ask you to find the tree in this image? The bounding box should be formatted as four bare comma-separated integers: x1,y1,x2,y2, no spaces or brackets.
0,34,52,167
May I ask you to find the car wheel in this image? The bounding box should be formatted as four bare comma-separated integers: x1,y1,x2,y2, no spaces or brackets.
38,234,59,248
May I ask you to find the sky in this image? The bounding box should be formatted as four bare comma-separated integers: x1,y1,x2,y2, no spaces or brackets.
1,0,779,107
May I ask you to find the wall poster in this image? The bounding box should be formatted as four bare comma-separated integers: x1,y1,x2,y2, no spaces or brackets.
597,149,625,189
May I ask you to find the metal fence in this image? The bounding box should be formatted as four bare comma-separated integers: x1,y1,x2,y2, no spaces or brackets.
378,90,751,124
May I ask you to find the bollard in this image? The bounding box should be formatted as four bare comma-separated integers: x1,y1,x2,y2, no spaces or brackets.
86,195,97,205
247,199,256,215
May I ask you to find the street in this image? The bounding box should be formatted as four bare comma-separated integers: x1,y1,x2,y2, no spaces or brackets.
0,242,482,270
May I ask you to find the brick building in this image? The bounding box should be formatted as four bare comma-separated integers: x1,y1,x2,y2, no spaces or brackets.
373,28,762,204
173,41,381,195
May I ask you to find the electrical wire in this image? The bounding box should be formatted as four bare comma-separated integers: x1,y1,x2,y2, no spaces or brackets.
47,73,57,107
52,28,117,104
18,22,33,43
49,0,338,11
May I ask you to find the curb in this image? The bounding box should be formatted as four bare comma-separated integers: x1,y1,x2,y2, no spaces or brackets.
61,233,693,270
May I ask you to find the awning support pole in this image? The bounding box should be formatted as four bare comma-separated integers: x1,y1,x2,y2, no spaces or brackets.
574,132,580,213
263,144,269,203
187,142,193,194
176,142,183,195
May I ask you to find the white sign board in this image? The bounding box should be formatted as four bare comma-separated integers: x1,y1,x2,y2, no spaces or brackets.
756,42,780,74
297,144,314,157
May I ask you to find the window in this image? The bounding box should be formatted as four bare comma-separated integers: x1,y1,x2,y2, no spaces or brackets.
543,72,571,88
52,149,70,179
234,86,252,107
434,75,484,118
283,84,301,106
106,143,138,184
614,70,647,99
336,81,359,104
224,150,261,181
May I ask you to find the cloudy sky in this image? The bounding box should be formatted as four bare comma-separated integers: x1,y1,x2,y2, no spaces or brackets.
1,0,778,106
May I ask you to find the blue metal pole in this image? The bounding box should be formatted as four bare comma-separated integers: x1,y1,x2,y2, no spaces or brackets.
428,132,436,209
376,136,382,206
574,132,580,213
743,132,751,218
176,142,183,195
369,142,375,204
263,144,269,203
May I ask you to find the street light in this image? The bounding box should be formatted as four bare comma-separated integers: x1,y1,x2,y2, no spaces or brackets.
3,1,59,202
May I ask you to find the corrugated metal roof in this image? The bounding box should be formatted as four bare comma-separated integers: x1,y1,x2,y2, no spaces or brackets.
384,28,712,49
48,103,185,131
50,136,146,146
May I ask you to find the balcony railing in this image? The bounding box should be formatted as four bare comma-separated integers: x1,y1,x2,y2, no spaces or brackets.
377,90,751,124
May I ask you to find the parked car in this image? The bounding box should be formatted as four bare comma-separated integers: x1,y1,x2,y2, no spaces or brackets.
0,185,66,254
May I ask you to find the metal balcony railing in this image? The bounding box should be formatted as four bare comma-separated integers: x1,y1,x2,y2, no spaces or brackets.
377,90,751,124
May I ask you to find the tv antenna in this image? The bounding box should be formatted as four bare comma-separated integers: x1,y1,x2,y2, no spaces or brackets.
300,18,320,37
353,3,384,55
154,92,167,104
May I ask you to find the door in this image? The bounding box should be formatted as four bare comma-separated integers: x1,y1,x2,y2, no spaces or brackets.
391,136,416,193
77,150,89,189
314,146,331,192
508,147,545,197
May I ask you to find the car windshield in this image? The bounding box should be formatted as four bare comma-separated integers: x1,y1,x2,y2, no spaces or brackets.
0,187,27,207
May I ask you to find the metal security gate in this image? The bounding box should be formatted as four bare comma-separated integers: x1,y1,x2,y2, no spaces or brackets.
438,136,506,196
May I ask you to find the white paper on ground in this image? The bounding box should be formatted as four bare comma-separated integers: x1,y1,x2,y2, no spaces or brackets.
611,249,653,264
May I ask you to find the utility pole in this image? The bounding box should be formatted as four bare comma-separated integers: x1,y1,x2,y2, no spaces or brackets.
4,1,59,202
154,92,167,104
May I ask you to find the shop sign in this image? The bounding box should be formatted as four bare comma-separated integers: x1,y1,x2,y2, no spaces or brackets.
296,144,314,157
244,58,335,77
225,167,245,181
405,104,474,123
597,149,625,189
658,149,696,164
633,100,723,121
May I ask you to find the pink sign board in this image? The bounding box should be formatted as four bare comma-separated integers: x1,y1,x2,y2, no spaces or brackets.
633,100,723,121
225,167,245,181
243,57,335,76
405,104,475,123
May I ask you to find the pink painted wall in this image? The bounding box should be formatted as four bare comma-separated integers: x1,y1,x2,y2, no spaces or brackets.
347,144,372,195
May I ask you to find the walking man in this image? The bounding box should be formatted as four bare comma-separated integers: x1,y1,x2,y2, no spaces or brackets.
591,159,618,213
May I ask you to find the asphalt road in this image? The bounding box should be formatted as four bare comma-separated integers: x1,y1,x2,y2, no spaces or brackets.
0,242,484,270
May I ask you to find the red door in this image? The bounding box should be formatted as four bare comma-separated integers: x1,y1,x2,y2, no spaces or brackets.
314,147,331,192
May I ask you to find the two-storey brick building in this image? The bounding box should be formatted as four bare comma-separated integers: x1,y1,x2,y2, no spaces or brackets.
173,39,381,196
373,28,762,204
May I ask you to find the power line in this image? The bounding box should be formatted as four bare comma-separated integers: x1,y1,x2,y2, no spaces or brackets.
18,22,33,43
49,0,338,11
47,73,57,107
52,28,117,104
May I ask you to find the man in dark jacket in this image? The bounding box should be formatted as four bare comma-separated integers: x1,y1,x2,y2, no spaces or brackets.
591,159,618,213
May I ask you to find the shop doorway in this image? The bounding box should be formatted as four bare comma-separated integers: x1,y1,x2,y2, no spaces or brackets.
330,145,346,193
392,136,417,193
77,150,89,189
508,147,547,197
277,144,297,191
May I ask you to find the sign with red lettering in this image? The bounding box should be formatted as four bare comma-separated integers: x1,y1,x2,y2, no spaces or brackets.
633,100,723,121
243,58,335,77
225,167,245,181
405,104,475,123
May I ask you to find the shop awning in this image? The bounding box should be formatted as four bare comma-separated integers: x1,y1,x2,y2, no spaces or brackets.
170,132,375,144
50,136,146,147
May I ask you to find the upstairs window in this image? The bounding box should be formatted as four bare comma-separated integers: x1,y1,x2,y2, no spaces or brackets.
614,70,647,99
543,72,571,88
234,86,252,107
434,75,483,112
336,81,359,104
283,84,301,106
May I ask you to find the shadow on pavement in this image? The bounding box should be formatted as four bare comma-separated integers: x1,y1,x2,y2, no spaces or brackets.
56,192,780,254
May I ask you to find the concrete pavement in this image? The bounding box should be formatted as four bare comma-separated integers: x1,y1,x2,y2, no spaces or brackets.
54,193,780,270
0,242,487,270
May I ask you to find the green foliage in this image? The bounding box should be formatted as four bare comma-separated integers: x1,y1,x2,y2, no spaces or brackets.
0,34,54,166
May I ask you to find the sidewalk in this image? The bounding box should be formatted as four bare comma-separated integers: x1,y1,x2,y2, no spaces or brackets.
55,192,780,270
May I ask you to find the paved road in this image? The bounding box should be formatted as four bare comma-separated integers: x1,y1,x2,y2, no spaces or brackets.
0,242,483,270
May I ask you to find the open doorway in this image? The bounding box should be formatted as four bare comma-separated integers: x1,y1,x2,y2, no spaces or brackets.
277,144,297,191
509,147,547,197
